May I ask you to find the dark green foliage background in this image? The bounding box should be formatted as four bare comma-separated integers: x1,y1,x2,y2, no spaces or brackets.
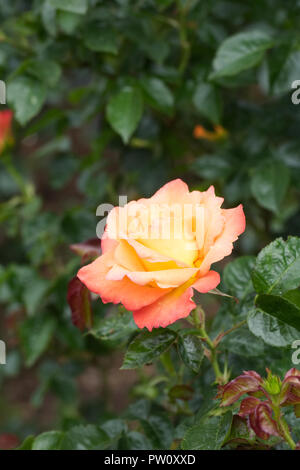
0,0,300,450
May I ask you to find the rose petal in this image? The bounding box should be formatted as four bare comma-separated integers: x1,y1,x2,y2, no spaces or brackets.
106,264,199,288
77,252,169,311
132,284,196,331
192,270,220,293
199,204,246,274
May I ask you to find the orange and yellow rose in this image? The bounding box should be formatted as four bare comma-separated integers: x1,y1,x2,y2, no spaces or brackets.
78,179,245,330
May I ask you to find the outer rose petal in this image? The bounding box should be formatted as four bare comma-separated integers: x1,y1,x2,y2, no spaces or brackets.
192,270,220,293
199,204,246,274
77,252,169,311
251,403,280,439
101,221,118,253
150,178,191,204
132,284,196,331
131,270,219,330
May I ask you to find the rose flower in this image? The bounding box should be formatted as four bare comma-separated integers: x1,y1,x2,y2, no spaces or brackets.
0,110,13,154
78,179,245,330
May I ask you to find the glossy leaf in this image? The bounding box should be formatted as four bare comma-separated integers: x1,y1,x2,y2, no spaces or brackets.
32,431,64,450
25,59,62,87
193,83,222,124
224,256,256,300
19,315,56,367
250,161,290,213
248,308,299,347
182,412,232,450
222,325,265,357
252,237,300,295
178,332,204,373
141,413,174,450
121,328,177,369
7,76,46,125
140,77,174,116
84,27,119,55
255,294,300,332
106,86,143,143
60,425,110,450
49,0,88,14
90,311,138,346
211,31,273,79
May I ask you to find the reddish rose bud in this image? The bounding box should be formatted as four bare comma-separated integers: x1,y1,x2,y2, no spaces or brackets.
67,276,92,331
70,238,101,262
280,368,300,406
239,397,262,417
220,372,263,407
243,370,264,382
249,403,280,440
0,110,13,154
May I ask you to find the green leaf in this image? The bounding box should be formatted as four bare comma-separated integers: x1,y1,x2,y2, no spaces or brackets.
140,77,174,116
29,425,111,450
57,11,82,34
121,328,177,369
252,237,300,295
255,294,300,332
178,332,204,373
119,431,153,450
26,59,62,87
16,436,34,450
182,412,232,450
60,425,110,450
32,431,64,450
224,415,257,448
222,325,265,357
49,0,88,15
193,82,222,124
224,256,256,300
248,308,299,347
141,413,174,450
106,86,143,143
263,49,300,96
192,154,233,180
250,161,290,213
90,311,138,346
7,76,46,125
84,26,119,54
19,315,56,367
211,30,273,79
101,419,126,441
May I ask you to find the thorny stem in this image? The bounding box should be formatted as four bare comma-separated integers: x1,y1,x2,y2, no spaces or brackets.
191,307,225,384
279,417,296,450
273,404,296,450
